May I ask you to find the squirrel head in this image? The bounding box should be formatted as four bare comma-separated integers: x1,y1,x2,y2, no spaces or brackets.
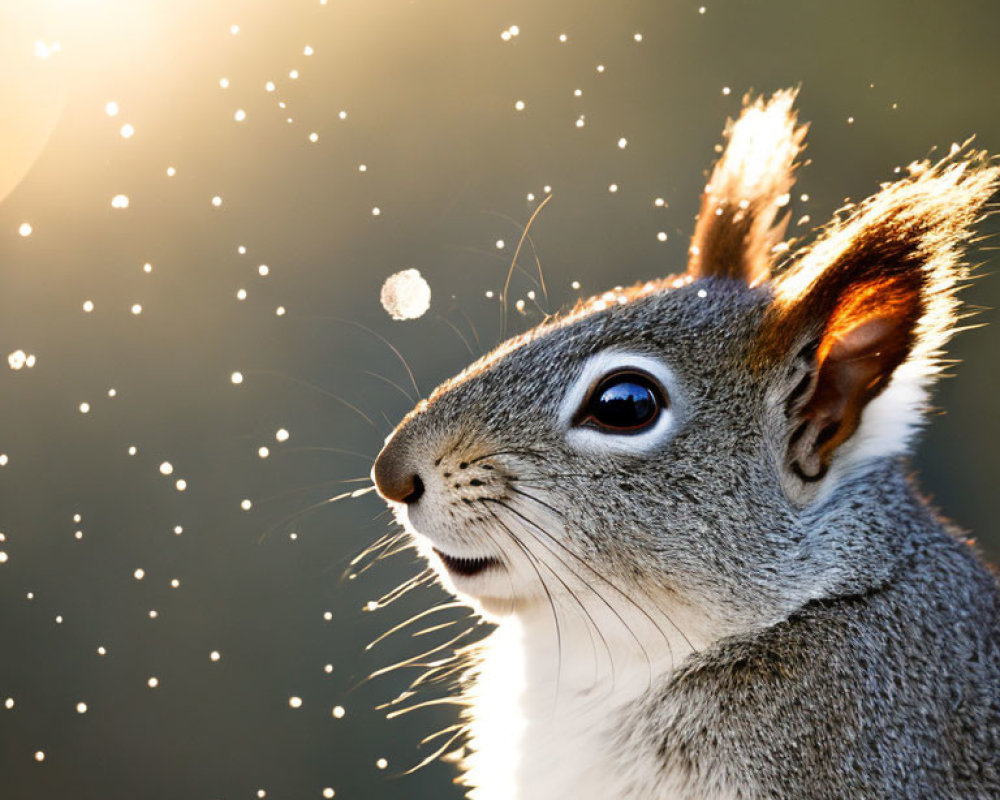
373,90,998,631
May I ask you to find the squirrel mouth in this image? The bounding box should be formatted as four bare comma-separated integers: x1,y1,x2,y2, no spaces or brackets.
433,549,499,578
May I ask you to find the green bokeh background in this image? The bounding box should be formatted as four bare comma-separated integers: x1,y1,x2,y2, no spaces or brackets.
0,1,998,797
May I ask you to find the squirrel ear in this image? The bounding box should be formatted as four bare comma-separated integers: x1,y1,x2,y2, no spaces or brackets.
688,89,808,286
763,149,998,482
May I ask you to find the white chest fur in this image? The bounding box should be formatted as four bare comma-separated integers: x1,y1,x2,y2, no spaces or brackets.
460,606,736,800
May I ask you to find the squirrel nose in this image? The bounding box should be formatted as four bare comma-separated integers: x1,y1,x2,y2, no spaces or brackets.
372,435,425,505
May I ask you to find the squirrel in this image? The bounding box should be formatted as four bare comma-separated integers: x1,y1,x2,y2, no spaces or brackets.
372,89,1000,800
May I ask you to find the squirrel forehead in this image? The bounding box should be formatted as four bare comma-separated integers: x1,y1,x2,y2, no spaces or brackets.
406,278,771,430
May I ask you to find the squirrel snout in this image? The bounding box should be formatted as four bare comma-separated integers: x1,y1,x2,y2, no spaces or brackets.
373,435,425,505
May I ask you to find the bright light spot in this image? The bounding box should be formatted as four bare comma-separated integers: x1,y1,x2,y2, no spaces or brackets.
237,245,246,254
120,123,135,139
210,650,221,662
633,32,643,42
18,223,32,237
149,609,158,618
55,615,63,624
500,30,511,42
275,306,286,316
575,117,585,128
111,194,130,209
332,705,345,718
380,269,431,320
79,402,90,414
338,110,347,120
608,184,618,193
308,132,319,142
275,428,290,442
134,568,145,580
543,184,552,193
174,479,186,492
376,758,388,770
323,789,335,798
617,137,628,149
174,525,183,535
131,303,142,315
258,446,269,458
8,350,31,370
230,24,239,35
147,677,158,688
288,696,303,709
571,280,581,289
699,5,706,13
358,164,367,172
573,88,582,97
211,195,223,207
514,100,525,111
231,372,244,385
4,698,13,709
97,646,106,655
159,461,173,475
697,289,708,299
847,116,855,125
559,34,568,42
722,86,731,96
234,108,246,122
34,40,60,59
371,207,380,216
657,231,668,242
258,264,269,276
76,701,88,714
236,289,247,300
73,514,81,523
34,751,45,763
323,611,333,621
257,792,266,799
0,552,7,563
654,197,666,207
74,531,83,540
303,45,314,55
240,499,252,511
265,81,275,92
324,664,333,674
105,101,119,117
219,78,230,89
509,25,520,35
596,64,605,73
289,69,299,80
128,446,137,456
166,166,176,177
495,239,505,249
170,578,179,588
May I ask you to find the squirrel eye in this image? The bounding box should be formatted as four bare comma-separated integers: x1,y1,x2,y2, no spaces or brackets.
577,371,666,433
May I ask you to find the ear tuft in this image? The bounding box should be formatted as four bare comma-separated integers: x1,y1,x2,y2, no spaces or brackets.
688,89,808,286
764,145,999,483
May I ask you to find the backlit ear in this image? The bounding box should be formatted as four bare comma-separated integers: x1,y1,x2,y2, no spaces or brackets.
762,149,998,484
688,89,808,286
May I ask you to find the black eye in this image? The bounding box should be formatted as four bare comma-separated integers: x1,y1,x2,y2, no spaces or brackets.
578,371,666,433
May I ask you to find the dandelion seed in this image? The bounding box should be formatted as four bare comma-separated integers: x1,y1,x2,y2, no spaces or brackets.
380,269,431,320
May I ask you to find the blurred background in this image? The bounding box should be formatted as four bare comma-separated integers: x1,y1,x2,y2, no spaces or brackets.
1,0,998,797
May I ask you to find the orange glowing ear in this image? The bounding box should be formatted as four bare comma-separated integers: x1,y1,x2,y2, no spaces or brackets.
764,149,998,482
688,89,807,286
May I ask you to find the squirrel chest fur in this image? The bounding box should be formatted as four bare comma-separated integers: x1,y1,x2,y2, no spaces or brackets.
372,90,1000,799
